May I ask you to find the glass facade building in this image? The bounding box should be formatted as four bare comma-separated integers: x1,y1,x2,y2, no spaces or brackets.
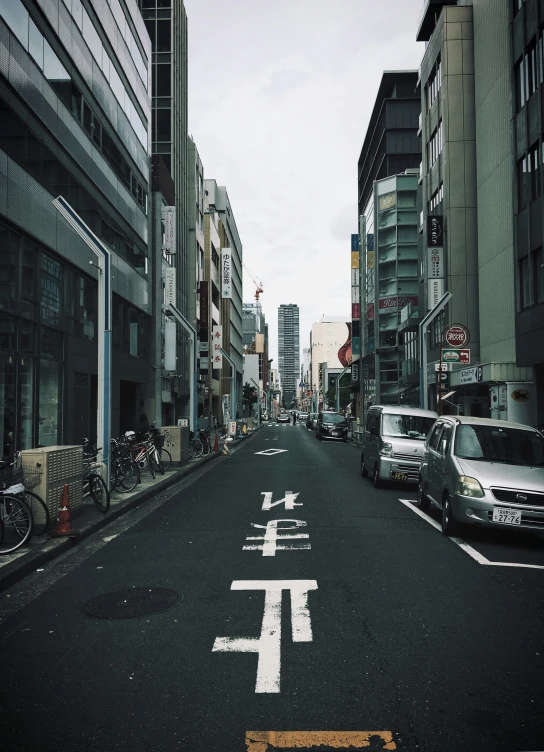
0,0,152,452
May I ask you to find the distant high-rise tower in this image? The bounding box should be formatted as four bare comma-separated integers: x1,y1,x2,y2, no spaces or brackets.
278,304,300,407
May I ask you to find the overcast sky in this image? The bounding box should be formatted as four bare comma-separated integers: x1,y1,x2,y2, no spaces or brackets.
184,0,424,368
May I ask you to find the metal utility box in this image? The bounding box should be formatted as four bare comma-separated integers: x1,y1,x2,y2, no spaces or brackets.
162,426,189,465
20,446,83,520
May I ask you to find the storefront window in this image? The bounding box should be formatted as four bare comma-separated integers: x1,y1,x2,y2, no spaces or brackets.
0,228,18,312
19,357,34,450
38,328,63,447
41,254,62,327
0,355,16,457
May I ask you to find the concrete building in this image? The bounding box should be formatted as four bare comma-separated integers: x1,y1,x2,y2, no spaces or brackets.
0,0,152,451
278,304,300,407
139,0,190,419
205,180,243,420
412,0,537,423
309,317,351,400
354,70,420,423
242,302,268,419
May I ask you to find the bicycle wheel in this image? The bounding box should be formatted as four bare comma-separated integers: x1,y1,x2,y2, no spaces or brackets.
146,453,156,479
0,495,32,554
193,439,203,458
158,448,171,472
119,459,140,492
150,447,164,475
89,474,110,513
23,490,50,536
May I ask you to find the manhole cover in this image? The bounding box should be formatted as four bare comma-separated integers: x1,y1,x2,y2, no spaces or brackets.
82,587,183,619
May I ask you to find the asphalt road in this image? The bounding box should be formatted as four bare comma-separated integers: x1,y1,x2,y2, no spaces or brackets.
1,422,544,752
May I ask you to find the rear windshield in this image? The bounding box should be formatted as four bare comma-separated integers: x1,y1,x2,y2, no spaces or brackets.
454,424,544,466
322,414,346,424
382,414,436,440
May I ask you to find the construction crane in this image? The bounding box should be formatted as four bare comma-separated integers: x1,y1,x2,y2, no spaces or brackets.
242,260,264,302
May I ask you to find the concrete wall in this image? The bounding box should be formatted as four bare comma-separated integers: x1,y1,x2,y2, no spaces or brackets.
472,0,516,363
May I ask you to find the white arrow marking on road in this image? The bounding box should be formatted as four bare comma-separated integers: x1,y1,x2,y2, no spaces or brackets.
243,519,310,556
212,580,318,693
254,448,288,456
261,491,301,511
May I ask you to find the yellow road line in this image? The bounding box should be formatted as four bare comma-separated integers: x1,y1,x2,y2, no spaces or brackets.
245,730,397,750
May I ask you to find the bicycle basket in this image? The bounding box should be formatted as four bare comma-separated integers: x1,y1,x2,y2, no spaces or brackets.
22,465,43,490
152,433,165,449
0,454,24,491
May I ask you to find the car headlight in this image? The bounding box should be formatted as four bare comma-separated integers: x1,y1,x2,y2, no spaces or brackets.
379,442,393,457
456,476,484,498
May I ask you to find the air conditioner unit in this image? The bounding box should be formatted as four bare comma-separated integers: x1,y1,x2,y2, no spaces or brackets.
20,445,83,520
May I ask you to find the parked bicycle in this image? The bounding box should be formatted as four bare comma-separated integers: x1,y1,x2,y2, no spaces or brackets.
0,452,32,554
81,440,111,514
110,439,140,493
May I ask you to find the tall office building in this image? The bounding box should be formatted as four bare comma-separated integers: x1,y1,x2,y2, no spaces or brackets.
139,0,190,417
278,304,300,407
0,0,152,450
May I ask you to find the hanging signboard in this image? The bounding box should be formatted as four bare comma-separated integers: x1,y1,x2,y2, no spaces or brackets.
164,266,176,306
212,325,223,369
427,215,443,247
444,323,470,348
164,318,176,372
428,278,444,309
162,206,176,253
221,248,232,299
427,248,444,278
199,281,209,331
443,348,470,364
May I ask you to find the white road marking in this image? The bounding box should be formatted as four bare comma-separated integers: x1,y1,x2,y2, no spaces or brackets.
212,580,318,693
255,448,288,456
398,499,544,570
261,491,301,511
243,519,310,556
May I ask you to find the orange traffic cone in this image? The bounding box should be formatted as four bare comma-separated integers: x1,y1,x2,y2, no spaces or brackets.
51,484,77,538
213,433,219,452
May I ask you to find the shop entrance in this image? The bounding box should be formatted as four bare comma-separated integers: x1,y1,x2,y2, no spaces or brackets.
119,380,139,435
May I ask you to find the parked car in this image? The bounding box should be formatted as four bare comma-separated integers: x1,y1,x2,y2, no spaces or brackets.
316,412,348,441
306,413,318,429
277,412,290,424
418,416,544,535
361,405,438,488
298,412,309,422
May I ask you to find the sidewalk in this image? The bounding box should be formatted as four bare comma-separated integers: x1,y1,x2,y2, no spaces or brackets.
0,428,261,592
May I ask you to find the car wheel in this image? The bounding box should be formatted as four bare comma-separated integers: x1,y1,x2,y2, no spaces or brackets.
417,480,430,511
361,456,369,478
373,461,382,488
441,493,460,536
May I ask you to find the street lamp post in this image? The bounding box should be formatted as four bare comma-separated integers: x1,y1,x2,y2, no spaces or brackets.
250,378,261,425
52,196,111,486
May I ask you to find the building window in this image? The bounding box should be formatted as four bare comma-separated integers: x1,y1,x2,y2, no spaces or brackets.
517,156,529,209
428,121,443,167
427,59,442,110
428,184,444,214
40,254,62,328
515,58,526,110
519,256,532,308
533,247,544,304
530,142,541,199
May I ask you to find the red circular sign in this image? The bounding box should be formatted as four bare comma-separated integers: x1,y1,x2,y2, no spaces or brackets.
444,323,469,348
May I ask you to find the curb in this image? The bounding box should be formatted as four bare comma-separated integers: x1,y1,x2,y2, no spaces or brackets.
0,426,263,593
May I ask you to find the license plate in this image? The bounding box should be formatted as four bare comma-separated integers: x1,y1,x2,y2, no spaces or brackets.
391,472,408,481
332,431,339,436
492,507,521,525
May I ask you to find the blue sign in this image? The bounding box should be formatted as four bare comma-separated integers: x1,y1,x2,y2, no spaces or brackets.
351,234,359,251
367,233,374,251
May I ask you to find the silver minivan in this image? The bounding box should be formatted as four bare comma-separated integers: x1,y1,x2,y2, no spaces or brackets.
360,405,438,487
418,415,544,535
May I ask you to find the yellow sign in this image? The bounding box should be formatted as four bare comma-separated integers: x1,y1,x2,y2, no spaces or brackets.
245,730,397,750
351,252,359,269
367,251,374,269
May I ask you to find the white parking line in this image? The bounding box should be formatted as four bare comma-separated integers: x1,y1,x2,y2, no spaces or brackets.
398,499,544,570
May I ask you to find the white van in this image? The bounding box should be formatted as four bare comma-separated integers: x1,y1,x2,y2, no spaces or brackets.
360,405,438,488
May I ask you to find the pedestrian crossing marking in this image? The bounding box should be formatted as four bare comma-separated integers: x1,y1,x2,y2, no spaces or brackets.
245,730,397,750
